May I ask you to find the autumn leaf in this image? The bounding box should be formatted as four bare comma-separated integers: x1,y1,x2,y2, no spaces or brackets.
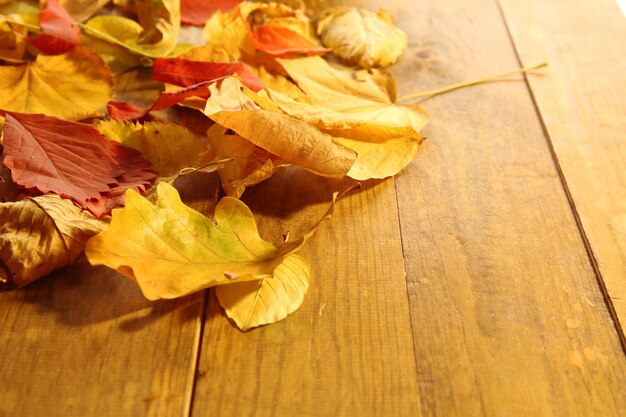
96,120,212,177
85,182,336,300
60,0,110,22
77,0,180,58
181,0,239,26
0,47,113,120
0,194,106,286
216,254,309,331
26,0,81,55
207,123,286,197
152,58,265,91
1,112,156,216
251,24,329,57
316,7,407,68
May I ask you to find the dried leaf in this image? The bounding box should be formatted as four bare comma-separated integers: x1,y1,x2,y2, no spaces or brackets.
152,57,265,91
60,0,109,22
316,7,407,68
0,194,106,286
77,0,179,58
181,0,239,26
251,24,328,57
207,123,285,197
0,47,113,120
1,112,156,216
216,254,309,331
85,182,334,300
26,0,81,54
96,120,212,177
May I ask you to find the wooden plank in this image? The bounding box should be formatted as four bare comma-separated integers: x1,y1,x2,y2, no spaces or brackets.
0,173,218,417
498,0,626,336
388,0,626,415
191,168,422,417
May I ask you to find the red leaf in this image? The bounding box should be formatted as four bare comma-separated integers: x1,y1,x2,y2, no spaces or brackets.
107,101,148,121
152,58,265,92
251,25,329,58
181,0,240,26
1,112,156,216
107,83,212,121
26,0,81,55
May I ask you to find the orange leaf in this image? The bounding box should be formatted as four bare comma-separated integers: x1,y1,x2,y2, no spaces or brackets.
252,25,329,58
26,0,81,54
181,0,240,26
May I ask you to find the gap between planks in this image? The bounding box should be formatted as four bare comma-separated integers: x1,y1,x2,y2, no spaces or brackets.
494,0,626,353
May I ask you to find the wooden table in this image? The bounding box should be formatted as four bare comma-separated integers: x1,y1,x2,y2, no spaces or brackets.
1,0,625,416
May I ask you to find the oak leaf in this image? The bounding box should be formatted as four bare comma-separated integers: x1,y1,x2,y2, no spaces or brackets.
316,7,407,68
1,112,156,216
85,182,335,300
0,194,106,286
0,47,113,120
216,254,309,331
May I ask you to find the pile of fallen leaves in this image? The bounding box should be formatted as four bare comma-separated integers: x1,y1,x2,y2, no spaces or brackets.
0,0,429,331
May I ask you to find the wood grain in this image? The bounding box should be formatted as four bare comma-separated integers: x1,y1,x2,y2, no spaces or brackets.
0,173,218,417
498,0,626,337
388,0,626,415
191,168,422,417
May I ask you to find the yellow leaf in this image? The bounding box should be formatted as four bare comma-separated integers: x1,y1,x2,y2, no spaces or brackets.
60,0,110,22
207,123,287,197
0,47,113,120
97,120,212,178
77,0,180,58
0,195,106,286
85,182,335,300
316,7,407,68
216,254,310,331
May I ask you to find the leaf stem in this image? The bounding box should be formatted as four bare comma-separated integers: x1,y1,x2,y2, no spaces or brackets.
396,62,548,102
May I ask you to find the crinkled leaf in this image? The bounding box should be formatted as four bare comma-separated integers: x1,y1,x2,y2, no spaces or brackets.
317,7,407,68
207,123,285,197
216,254,309,331
1,112,156,216
85,182,335,300
0,194,106,286
0,47,113,120
27,0,81,54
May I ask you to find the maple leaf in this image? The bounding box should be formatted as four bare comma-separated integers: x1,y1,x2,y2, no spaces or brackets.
85,182,336,300
1,112,156,216
0,194,106,286
0,47,113,120
216,254,310,331
316,7,408,68
26,0,81,55
181,0,240,26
